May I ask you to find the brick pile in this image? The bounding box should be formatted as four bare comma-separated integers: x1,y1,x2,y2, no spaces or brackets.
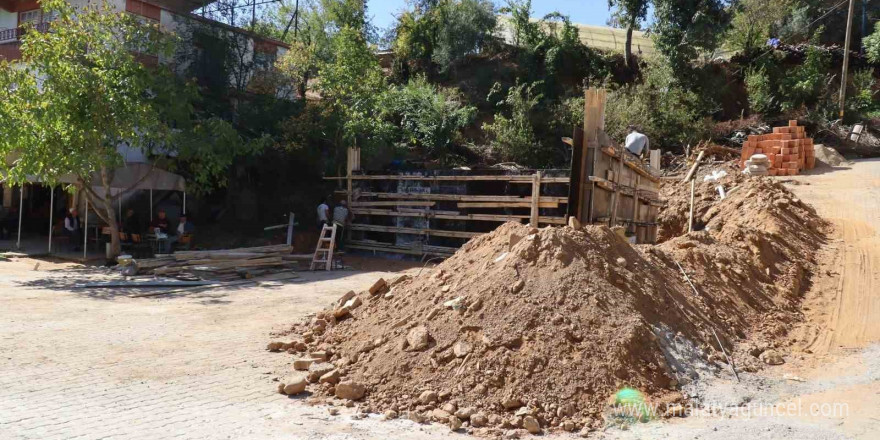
741,120,816,176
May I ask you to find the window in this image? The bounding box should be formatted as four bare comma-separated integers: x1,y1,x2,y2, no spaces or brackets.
19,10,41,26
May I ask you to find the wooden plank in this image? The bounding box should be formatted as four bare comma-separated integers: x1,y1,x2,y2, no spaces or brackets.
457,201,558,209
600,146,660,183
347,240,457,255
337,191,567,203
530,171,542,226
567,126,585,218
649,149,661,170
352,201,436,207
350,208,567,225
349,224,480,239
324,175,570,183
682,150,705,183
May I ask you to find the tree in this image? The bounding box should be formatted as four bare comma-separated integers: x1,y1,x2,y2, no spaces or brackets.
0,0,260,257
725,0,790,57
865,22,880,64
0,0,178,257
608,0,650,68
651,0,730,72
392,0,496,76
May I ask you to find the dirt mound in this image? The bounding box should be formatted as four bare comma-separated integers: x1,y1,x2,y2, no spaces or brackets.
657,168,829,369
272,173,828,435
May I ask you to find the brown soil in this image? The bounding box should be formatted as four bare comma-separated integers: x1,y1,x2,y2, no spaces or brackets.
272,167,829,435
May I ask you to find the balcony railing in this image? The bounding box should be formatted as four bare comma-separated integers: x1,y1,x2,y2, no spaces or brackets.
0,22,50,44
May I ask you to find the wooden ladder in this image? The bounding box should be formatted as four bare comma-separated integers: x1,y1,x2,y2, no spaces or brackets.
310,224,337,271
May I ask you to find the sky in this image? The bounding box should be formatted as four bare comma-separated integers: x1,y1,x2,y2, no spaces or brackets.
366,0,618,32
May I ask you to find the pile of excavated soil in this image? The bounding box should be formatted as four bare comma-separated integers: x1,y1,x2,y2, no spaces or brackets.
271,172,828,436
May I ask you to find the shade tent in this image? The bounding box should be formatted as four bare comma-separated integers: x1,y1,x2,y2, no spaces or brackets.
3,163,186,258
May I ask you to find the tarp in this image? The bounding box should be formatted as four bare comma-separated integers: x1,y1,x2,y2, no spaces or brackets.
3,163,185,192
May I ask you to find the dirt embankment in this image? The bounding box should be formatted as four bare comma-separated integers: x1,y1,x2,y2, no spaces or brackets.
270,169,828,436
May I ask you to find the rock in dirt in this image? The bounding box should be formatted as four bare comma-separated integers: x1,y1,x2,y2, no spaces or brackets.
522,415,541,434
759,349,785,365
307,363,335,382
383,410,398,420
455,407,477,420
293,358,317,371
267,342,284,352
448,415,463,430
281,376,308,395
419,390,439,404
335,381,366,400
318,369,341,385
406,326,431,351
369,278,388,295
501,397,523,409
453,341,472,358
470,412,488,427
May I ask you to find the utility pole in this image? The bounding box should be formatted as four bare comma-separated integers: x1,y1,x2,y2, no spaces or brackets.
838,0,856,119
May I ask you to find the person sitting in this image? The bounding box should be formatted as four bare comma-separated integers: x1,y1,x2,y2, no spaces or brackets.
64,208,82,251
121,208,142,241
150,210,176,253
176,214,195,250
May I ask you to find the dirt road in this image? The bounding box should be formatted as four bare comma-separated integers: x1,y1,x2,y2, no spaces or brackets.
786,159,880,353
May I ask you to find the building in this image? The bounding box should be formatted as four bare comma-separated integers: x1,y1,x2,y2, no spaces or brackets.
0,0,289,73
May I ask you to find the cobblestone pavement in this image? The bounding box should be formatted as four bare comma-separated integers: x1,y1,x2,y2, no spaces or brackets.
0,258,448,440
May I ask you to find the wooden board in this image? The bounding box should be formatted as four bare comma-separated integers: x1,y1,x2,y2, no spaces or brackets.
338,191,567,203
325,175,570,183
349,224,480,239
457,201,558,208
350,208,567,225
352,201,436,207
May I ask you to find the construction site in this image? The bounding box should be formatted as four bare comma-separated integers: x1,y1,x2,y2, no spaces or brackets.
2,0,880,439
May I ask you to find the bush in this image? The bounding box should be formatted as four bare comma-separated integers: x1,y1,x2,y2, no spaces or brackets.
848,69,877,115
380,76,477,164
780,42,829,111
864,22,880,64
604,59,713,151
745,66,775,115
482,81,550,166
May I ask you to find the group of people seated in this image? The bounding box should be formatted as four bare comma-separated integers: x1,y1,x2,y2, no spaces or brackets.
60,207,193,254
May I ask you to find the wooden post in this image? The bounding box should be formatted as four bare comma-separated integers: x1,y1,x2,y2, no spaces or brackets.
48,187,54,253
682,150,705,183
631,175,641,233
286,212,295,246
529,171,542,227
687,178,696,233
649,149,661,170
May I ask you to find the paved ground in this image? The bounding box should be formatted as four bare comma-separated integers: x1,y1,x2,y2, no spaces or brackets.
0,258,449,440
1,160,879,440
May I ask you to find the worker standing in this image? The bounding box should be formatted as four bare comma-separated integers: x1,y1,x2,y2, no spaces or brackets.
624,125,649,159
332,200,351,250
316,197,330,230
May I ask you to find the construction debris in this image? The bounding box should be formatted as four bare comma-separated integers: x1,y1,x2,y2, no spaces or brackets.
133,244,294,281
270,171,826,433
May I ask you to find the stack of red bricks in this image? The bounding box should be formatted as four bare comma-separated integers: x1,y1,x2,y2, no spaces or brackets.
741,120,816,176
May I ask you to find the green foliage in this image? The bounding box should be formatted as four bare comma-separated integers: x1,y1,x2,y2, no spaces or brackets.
393,0,496,74
745,66,775,115
0,0,175,187
726,0,790,56
604,59,712,149
780,41,830,111
482,81,551,166
651,0,730,72
317,26,388,149
848,69,878,115
380,77,476,164
865,22,880,64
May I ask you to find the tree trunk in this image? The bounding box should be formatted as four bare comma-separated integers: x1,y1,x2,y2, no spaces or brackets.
625,19,635,69
99,166,121,258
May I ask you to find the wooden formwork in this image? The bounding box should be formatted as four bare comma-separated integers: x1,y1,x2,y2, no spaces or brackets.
567,88,662,243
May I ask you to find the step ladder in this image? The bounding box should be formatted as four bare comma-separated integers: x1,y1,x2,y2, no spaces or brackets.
310,223,337,271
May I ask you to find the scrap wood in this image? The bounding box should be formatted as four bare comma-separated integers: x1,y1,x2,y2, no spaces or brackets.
76,280,212,289
129,271,300,298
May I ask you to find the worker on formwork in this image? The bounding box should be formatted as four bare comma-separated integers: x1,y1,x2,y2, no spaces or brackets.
624,125,649,159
